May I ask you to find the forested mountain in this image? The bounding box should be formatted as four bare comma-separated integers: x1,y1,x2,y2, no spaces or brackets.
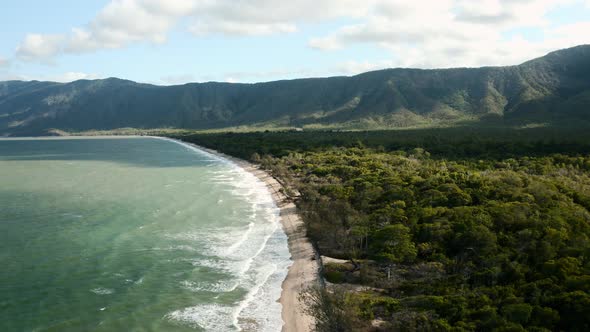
1,45,589,136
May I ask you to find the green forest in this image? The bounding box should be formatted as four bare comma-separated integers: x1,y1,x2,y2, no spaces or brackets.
172,127,590,331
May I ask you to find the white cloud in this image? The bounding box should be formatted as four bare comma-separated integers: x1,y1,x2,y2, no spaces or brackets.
189,21,297,37
64,0,176,53
453,0,566,26
184,0,372,26
141,0,197,16
14,0,371,61
0,73,27,81
50,72,102,82
15,0,183,60
333,60,397,75
162,69,325,84
12,0,590,68
16,34,64,61
309,0,590,68
0,71,101,83
167,67,326,84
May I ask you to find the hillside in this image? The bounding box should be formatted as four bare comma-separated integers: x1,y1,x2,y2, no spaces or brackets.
1,45,589,136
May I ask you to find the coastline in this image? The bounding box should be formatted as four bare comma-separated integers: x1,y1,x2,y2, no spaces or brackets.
3,135,318,331
164,137,318,332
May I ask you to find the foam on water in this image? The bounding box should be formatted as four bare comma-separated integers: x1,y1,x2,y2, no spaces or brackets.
180,279,238,293
225,222,255,256
155,137,291,331
166,304,236,330
90,288,115,295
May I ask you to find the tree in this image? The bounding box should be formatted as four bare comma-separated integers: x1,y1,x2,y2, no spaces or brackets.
501,303,533,325
300,286,354,332
371,224,417,264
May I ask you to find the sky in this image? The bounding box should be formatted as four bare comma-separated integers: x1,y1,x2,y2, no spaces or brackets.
0,0,589,85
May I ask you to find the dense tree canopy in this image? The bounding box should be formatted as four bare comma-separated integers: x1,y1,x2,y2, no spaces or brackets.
176,129,590,331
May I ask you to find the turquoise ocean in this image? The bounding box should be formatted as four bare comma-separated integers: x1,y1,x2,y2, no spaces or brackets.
0,137,290,331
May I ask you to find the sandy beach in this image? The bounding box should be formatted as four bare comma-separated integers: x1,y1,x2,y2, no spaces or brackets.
169,138,318,332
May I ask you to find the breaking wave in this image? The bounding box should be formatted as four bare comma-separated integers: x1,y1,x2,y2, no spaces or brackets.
156,137,291,331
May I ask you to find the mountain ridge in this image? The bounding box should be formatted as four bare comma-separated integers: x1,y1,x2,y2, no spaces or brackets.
1,45,589,136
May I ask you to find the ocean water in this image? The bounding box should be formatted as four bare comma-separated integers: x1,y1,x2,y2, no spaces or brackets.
0,137,290,331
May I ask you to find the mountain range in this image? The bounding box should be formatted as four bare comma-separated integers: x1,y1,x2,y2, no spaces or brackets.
1,45,589,136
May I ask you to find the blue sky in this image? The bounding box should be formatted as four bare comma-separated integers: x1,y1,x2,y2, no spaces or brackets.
1,0,589,84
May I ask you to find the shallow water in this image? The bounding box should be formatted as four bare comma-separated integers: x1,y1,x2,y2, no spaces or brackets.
0,137,290,331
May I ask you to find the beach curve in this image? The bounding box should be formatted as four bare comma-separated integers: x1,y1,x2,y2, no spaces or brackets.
157,136,318,332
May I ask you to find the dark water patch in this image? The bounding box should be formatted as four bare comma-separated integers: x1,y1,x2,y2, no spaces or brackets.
0,137,216,168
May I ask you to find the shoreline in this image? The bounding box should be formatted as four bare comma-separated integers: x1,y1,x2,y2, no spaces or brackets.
12,134,319,331
164,137,318,332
